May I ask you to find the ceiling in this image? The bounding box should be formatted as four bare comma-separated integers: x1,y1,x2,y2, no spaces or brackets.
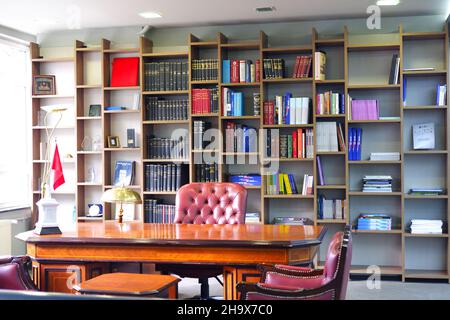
1,0,449,35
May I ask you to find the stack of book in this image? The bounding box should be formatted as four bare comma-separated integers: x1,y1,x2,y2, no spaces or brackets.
316,91,345,115
362,176,393,193
146,136,188,159
356,214,392,231
245,212,261,224
388,54,400,85
191,59,218,81
192,87,219,114
262,58,285,79
292,56,312,78
224,123,257,153
144,61,189,91
436,84,447,106
263,94,311,125
264,173,313,196
316,122,345,152
222,59,259,83
229,174,261,187
348,128,362,160
350,100,379,120
317,196,346,220
409,188,444,196
272,217,314,225
222,88,244,116
370,152,400,161
195,164,219,182
193,121,211,150
145,97,188,121
144,164,188,192
265,128,314,159
144,199,176,223
410,219,444,234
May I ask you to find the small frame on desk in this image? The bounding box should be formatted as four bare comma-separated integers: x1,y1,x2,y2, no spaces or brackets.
88,104,101,117
107,136,120,148
33,75,56,95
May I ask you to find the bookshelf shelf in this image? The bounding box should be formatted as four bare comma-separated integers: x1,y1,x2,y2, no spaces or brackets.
404,233,449,238
315,79,345,84
262,78,312,84
192,149,219,153
221,82,260,87
191,113,219,118
32,94,74,99
77,116,102,120
76,84,102,89
142,52,188,58
32,126,75,130
220,42,260,50
103,48,139,53
352,229,403,235
263,194,315,199
403,105,447,110
104,86,140,91
349,191,402,196
191,80,219,85
347,84,400,90
315,114,346,118
348,160,402,165
221,116,260,120
143,90,189,95
77,216,104,221
104,185,141,190
143,191,177,195
262,158,314,162
143,159,189,163
404,150,448,155
350,265,403,275
347,43,400,51
403,70,447,76
317,219,347,224
317,185,347,189
402,31,446,40
190,41,218,48
316,151,346,155
77,151,102,155
261,45,312,53
404,194,448,199
348,119,401,124
222,152,259,156
404,270,448,279
32,57,74,63
262,124,314,128
103,109,140,114
104,148,141,152
315,38,345,46
77,183,103,186
75,47,102,52
143,120,189,125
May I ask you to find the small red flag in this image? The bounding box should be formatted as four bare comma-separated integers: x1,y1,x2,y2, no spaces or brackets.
51,143,65,190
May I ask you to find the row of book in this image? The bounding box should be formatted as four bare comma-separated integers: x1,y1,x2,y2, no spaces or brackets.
222,59,260,83
224,123,257,153
144,199,176,223
350,99,379,120
264,173,313,195
143,61,189,91
245,212,261,224
316,122,345,152
195,164,219,182
356,214,392,231
316,91,345,115
191,59,218,81
362,176,393,193
317,196,346,220
193,121,211,150
192,87,219,114
348,128,362,160
292,56,313,78
146,136,188,160
229,174,262,187
222,88,244,116
264,128,314,159
144,164,188,192
263,94,311,125
144,98,189,121
262,59,285,79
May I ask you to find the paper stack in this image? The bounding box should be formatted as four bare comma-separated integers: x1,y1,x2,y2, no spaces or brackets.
410,219,443,234
370,152,400,161
362,175,393,192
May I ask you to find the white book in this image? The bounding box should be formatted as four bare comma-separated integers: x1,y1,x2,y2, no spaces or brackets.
239,60,246,83
295,97,302,124
276,95,283,125
302,174,307,195
289,97,296,125
307,175,314,195
301,97,309,124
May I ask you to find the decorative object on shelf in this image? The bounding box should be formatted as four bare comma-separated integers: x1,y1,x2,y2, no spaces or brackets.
413,122,435,150
92,135,102,151
253,93,260,116
127,129,136,148
87,204,103,217
38,110,46,126
34,106,67,235
101,186,142,223
87,167,96,183
33,75,56,95
113,160,135,186
88,104,101,117
107,136,121,148
80,136,93,151
132,92,140,110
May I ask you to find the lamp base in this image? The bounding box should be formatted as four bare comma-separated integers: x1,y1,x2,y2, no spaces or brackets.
34,225,62,235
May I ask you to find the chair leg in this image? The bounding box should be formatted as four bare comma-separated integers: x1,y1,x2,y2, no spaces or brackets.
199,278,209,300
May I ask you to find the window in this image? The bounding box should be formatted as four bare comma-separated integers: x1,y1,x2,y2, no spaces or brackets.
0,38,30,210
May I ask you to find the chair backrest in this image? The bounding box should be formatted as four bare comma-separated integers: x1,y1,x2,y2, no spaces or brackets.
323,226,352,299
174,182,247,224
0,256,37,291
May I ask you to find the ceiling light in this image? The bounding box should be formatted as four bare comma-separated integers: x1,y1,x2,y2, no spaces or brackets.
255,6,277,13
139,12,162,19
376,0,400,6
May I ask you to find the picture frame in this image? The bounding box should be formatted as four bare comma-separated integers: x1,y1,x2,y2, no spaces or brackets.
33,75,56,95
107,136,120,148
88,104,101,117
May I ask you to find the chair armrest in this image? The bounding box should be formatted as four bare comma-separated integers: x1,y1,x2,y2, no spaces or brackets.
258,264,323,282
0,256,13,265
237,281,337,300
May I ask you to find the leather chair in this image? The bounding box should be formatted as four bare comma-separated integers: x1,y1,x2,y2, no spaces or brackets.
157,182,247,299
0,256,37,291
237,226,352,300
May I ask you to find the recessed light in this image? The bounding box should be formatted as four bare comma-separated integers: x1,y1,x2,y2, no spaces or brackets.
255,6,277,13
139,12,162,19
376,0,400,6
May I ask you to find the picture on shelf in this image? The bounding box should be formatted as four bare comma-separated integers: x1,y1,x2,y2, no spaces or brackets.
88,104,101,117
107,136,121,148
33,75,56,95
113,160,135,186
413,122,435,150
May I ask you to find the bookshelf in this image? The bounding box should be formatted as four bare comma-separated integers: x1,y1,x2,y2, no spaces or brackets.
29,23,449,282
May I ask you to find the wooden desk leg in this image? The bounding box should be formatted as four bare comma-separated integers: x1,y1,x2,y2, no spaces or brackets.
223,266,261,300
168,284,178,299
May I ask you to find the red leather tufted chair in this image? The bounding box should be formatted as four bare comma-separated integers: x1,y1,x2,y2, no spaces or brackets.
237,226,352,300
0,256,38,291
158,182,247,299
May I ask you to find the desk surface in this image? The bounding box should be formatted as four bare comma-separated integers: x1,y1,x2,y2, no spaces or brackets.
17,222,325,248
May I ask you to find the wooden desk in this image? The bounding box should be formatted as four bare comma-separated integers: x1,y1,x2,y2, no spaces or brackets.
17,222,325,300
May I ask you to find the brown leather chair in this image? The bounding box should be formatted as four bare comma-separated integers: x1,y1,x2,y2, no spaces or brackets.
237,226,352,300
0,256,37,291
157,182,247,299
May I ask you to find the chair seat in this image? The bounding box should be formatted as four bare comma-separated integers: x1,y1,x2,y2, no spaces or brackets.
73,273,180,298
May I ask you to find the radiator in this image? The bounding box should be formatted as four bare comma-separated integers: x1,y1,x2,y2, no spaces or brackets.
0,218,29,256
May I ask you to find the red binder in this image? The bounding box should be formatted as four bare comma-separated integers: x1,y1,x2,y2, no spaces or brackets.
110,57,139,87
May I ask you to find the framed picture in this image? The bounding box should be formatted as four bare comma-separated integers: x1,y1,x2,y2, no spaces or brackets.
88,104,101,117
107,136,120,148
33,75,56,95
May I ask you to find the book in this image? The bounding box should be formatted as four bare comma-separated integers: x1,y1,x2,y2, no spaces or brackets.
192,59,218,81
413,122,435,150
111,57,139,87
314,51,326,80
317,156,325,186
113,161,135,186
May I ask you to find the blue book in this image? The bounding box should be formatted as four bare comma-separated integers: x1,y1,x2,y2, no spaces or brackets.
284,92,292,124
339,94,345,114
348,128,354,161
243,126,249,152
403,77,407,106
105,106,126,111
239,92,244,116
356,128,362,160
288,174,298,194
113,160,134,186
230,92,235,116
222,60,231,83
246,60,251,83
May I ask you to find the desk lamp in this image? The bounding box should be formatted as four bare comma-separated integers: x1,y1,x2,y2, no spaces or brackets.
101,186,142,223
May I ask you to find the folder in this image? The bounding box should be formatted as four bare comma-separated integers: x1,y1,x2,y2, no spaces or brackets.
110,57,139,87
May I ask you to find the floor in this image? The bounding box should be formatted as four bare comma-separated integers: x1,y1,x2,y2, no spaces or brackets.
177,277,450,300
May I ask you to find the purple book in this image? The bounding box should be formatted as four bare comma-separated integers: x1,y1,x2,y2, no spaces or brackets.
317,155,325,185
